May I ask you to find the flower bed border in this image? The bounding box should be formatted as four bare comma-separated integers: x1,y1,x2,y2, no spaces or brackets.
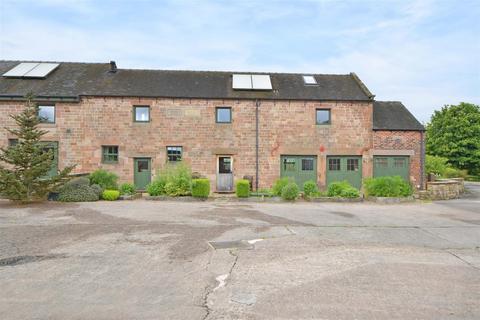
118,193,142,201
145,195,208,202
365,196,415,204
308,197,363,203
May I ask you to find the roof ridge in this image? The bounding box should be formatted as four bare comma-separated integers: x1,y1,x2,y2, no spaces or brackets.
0,59,108,65
0,60,353,76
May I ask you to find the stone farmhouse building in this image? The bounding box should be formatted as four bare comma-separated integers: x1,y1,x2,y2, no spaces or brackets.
0,61,425,192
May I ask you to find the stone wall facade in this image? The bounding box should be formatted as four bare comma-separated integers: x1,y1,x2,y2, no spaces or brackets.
0,97,423,190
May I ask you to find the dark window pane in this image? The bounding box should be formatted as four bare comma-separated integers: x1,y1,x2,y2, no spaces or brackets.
167,146,182,162
219,157,232,173
102,145,119,163
328,158,340,171
135,106,150,122
302,159,314,171
316,109,330,125
8,139,18,146
138,160,149,172
38,106,55,123
347,159,359,171
216,107,231,123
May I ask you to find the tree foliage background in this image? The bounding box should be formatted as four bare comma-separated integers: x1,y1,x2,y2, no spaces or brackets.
0,96,74,202
426,102,480,174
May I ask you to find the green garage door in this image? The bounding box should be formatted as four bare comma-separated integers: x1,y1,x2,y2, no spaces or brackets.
326,156,362,189
280,155,317,190
373,156,410,181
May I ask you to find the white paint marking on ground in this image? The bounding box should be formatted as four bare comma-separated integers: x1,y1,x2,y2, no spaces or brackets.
247,239,264,244
213,274,229,292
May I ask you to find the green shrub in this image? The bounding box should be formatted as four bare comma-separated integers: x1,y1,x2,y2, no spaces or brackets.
327,181,360,198
119,183,136,195
58,184,100,202
303,180,319,198
272,177,291,196
102,189,120,201
236,180,250,198
281,182,299,200
363,176,412,197
151,162,192,196
146,179,166,196
425,155,449,176
89,169,118,190
443,167,468,179
191,179,210,198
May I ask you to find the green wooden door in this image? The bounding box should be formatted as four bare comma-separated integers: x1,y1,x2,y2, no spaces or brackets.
326,156,362,189
280,155,317,190
373,156,410,181
134,158,151,190
40,141,58,177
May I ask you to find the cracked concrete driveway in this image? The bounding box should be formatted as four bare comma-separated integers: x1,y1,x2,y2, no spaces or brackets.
0,183,479,319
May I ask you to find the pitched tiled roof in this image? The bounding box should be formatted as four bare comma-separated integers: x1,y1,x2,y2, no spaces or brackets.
373,101,425,131
0,60,372,101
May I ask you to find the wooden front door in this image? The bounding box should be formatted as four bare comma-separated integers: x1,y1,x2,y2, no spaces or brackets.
216,156,233,192
134,158,151,190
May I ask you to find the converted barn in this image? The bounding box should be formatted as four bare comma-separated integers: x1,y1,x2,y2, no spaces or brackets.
0,61,425,191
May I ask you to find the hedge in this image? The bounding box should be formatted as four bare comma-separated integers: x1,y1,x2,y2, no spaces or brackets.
58,184,99,202
191,179,210,198
236,179,250,198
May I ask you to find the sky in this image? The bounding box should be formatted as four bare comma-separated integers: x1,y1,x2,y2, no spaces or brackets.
0,0,479,122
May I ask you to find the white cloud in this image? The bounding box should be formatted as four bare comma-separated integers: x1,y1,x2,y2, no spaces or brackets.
0,0,478,122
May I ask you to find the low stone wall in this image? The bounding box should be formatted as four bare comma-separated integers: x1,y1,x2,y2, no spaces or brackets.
426,178,464,200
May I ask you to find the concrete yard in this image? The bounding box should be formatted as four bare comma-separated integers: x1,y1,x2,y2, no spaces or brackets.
0,183,479,319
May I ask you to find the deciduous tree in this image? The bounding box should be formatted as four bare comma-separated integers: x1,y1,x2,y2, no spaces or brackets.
426,102,480,174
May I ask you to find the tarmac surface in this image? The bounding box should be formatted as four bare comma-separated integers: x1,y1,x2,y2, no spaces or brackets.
0,183,479,319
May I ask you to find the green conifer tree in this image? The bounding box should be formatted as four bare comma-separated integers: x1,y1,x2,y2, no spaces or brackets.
0,95,75,202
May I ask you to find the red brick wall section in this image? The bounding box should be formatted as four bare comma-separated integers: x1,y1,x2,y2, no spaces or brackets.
373,130,424,188
0,98,424,191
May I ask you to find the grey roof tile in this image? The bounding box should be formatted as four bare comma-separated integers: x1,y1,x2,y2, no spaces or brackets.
0,60,371,101
373,101,425,131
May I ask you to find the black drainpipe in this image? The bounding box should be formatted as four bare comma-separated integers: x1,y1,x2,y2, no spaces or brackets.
420,131,425,189
255,99,260,191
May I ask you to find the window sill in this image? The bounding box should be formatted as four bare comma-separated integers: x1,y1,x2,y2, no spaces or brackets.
316,124,331,128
